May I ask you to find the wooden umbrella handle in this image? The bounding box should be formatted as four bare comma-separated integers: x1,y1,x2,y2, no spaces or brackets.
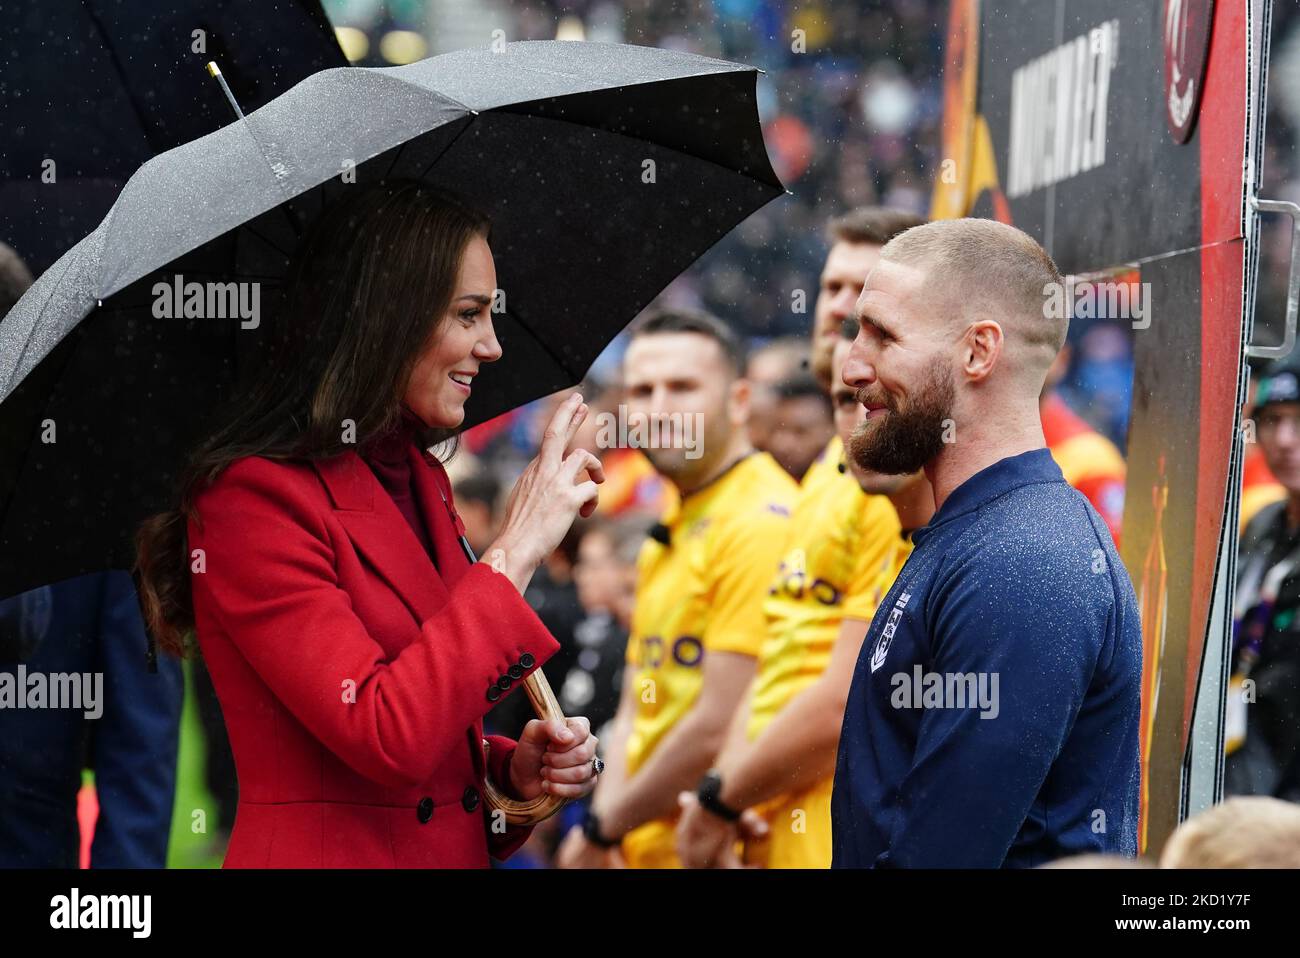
481,669,570,826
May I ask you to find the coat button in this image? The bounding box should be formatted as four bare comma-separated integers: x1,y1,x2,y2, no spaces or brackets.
416,797,434,823
507,664,524,680
519,652,536,669
462,786,480,813
486,685,501,702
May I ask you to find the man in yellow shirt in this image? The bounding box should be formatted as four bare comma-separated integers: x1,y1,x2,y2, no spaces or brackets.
556,309,798,868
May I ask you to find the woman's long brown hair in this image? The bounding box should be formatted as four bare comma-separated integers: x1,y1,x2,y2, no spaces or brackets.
135,180,491,656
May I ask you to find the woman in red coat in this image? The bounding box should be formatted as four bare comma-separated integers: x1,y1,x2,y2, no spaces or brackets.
135,181,603,867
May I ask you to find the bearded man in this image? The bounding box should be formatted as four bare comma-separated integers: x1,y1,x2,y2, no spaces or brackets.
829,218,1142,868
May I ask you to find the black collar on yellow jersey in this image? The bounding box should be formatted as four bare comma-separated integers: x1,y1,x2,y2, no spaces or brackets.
649,451,757,548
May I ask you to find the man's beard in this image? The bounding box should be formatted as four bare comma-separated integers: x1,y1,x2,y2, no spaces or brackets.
848,365,955,475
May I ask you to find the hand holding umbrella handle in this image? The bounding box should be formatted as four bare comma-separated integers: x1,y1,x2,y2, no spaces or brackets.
481,670,570,826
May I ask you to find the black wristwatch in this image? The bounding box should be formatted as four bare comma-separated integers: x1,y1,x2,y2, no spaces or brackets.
582,808,621,849
696,769,742,822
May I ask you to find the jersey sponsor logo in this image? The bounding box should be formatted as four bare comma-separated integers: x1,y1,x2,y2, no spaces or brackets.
870,591,911,673
767,550,842,606
633,634,704,669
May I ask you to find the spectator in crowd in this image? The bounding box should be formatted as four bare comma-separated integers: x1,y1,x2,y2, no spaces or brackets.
563,517,648,738
746,337,809,453
1041,343,1127,545
0,241,34,317
0,574,184,867
453,470,503,557
765,372,836,481
1241,362,1286,530
1227,356,1300,803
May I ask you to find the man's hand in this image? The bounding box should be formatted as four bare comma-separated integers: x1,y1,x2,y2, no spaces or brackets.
555,824,624,869
675,791,769,868
675,791,736,867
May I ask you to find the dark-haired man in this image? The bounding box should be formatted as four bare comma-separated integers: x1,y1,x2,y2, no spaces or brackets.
556,310,797,868
765,373,834,481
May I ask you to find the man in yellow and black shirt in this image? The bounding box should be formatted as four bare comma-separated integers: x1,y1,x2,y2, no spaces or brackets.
556,310,798,869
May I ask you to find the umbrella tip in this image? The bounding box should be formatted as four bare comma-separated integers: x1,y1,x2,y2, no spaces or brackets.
207,60,246,122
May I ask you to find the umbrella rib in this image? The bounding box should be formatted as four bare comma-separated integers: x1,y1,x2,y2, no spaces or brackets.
240,224,295,260
79,0,160,154
384,139,409,180
1,249,82,397
502,303,577,381
412,114,478,182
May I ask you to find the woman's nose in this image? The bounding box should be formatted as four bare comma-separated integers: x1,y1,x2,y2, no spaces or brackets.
475,321,503,362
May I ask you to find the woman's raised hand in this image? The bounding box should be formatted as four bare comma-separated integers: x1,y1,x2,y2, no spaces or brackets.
484,393,604,592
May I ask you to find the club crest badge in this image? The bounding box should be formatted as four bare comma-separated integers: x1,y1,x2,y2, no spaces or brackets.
870,591,911,673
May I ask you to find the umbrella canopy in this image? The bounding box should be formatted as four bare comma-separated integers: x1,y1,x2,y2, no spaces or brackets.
0,0,345,275
0,40,784,601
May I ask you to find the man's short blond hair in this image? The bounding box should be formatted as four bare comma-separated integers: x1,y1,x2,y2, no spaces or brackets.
880,218,1067,365
1160,796,1300,868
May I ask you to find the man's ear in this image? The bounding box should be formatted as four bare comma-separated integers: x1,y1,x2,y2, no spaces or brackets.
728,377,752,428
962,319,1004,383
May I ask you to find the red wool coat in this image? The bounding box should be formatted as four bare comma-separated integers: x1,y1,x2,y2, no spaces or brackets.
188,442,560,868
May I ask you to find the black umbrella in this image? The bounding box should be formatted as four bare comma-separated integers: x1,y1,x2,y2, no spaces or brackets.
0,0,345,276
0,40,784,602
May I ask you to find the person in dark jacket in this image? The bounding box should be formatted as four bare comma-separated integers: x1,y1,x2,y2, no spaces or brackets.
0,572,183,867
831,218,1141,867
1227,357,1300,802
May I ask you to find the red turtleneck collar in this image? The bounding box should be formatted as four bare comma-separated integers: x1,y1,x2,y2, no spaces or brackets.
359,406,437,563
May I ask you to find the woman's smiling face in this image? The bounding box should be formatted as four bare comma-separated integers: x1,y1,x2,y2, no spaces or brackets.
404,233,503,429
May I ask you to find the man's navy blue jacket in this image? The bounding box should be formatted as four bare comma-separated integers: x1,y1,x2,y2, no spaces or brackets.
831,448,1141,868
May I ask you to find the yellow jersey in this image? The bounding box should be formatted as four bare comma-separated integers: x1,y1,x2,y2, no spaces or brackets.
800,434,846,497
620,451,798,867
741,439,903,869
747,463,901,740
